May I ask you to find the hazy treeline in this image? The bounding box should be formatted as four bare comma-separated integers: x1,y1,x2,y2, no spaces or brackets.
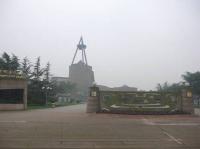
157,72,200,95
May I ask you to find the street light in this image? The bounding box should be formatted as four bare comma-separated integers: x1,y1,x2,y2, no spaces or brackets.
42,86,52,105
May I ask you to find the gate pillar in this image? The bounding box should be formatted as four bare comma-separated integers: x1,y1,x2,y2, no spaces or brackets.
86,86,100,113
181,89,194,114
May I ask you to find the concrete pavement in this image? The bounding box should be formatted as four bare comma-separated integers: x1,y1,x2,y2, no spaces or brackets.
0,104,200,148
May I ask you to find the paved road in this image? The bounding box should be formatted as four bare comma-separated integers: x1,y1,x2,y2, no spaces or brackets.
0,104,200,149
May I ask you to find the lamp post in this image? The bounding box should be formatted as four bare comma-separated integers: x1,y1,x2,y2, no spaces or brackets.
42,86,52,105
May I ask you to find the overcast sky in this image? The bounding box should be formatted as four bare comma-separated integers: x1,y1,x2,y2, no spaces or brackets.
0,0,199,90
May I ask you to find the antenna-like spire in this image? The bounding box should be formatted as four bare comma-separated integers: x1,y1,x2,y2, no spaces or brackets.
71,36,88,65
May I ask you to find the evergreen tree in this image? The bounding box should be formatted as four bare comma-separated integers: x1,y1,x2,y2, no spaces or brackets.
0,52,11,70
32,57,44,81
44,62,50,82
0,52,20,71
156,82,184,93
28,57,45,104
10,54,20,71
21,57,32,79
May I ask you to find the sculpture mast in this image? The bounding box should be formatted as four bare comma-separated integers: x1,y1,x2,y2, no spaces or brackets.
71,36,88,65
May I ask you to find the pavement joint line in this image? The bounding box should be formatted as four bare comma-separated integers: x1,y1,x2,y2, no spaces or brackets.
162,131,183,145
143,118,184,145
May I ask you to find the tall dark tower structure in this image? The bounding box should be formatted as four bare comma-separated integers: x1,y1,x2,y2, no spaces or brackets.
69,37,95,99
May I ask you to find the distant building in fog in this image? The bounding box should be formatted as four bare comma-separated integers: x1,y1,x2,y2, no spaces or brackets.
69,60,94,93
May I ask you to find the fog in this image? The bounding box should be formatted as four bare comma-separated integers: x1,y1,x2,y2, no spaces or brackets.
0,0,199,90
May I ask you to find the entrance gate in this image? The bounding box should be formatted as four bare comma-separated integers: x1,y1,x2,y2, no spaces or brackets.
87,86,194,114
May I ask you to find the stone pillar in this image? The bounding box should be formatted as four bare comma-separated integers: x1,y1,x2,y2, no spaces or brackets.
181,89,194,114
86,86,100,113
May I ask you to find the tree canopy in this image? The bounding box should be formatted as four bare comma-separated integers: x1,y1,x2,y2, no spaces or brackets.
156,82,184,93
21,57,32,79
0,52,20,71
182,71,200,94
157,71,200,95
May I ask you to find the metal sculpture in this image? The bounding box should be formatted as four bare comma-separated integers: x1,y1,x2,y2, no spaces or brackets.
71,36,88,65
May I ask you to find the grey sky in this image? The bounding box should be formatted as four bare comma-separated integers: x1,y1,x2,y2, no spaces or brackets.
0,0,200,90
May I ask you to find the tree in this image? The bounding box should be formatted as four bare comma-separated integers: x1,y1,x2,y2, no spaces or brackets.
0,52,11,70
0,52,20,71
28,79,46,105
28,57,46,104
32,57,44,81
0,58,5,70
21,57,32,79
44,62,50,82
156,82,170,92
156,83,162,91
182,71,200,94
156,82,183,93
10,54,20,71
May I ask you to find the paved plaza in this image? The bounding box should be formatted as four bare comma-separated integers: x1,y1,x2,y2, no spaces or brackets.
0,104,200,149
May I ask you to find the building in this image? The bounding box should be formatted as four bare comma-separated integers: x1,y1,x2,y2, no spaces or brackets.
0,70,27,110
69,60,94,93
